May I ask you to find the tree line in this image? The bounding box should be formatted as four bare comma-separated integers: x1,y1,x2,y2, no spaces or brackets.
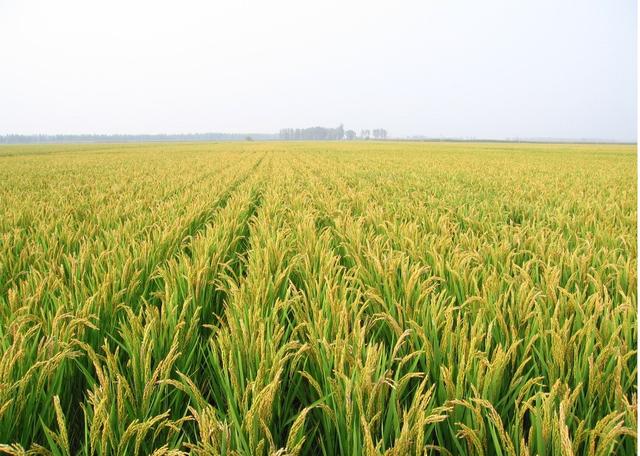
0,128,390,144
279,125,387,140
0,133,278,144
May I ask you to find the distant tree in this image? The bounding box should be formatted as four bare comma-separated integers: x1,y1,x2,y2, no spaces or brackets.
279,129,289,140
245,136,253,141
361,129,370,140
371,129,388,140
278,125,348,140
345,130,356,140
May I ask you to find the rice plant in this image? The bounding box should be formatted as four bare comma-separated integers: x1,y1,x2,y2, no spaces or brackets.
0,141,636,455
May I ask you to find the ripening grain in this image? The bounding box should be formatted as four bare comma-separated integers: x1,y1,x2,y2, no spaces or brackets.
0,141,636,455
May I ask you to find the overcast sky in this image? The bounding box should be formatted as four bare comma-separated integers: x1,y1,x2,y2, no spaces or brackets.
0,0,636,140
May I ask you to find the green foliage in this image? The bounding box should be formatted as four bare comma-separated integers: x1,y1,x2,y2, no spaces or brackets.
0,141,636,455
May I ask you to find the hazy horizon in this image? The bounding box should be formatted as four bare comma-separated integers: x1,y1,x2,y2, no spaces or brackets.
1,0,636,141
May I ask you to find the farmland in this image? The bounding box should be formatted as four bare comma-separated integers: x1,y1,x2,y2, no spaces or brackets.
0,141,636,455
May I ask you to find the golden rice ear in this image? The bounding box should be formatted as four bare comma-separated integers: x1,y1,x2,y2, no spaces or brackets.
285,406,312,456
0,444,27,456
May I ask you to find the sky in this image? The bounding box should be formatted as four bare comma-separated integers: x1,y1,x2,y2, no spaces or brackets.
0,0,636,141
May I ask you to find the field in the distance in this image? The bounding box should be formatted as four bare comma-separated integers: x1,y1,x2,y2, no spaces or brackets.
0,141,636,455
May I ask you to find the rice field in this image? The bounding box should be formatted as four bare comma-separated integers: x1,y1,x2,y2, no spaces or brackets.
0,141,636,455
